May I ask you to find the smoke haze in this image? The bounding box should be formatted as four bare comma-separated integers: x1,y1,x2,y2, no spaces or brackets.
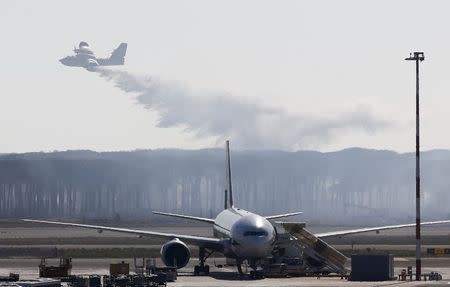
96,68,389,150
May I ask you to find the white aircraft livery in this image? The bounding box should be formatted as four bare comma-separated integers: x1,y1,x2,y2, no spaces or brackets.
60,42,127,71
24,141,450,276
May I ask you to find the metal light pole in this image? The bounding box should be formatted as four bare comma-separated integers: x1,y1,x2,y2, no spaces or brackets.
405,51,425,280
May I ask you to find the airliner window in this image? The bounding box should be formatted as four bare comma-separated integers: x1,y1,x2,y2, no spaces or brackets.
244,231,268,236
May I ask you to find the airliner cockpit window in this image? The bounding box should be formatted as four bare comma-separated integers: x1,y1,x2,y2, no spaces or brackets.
244,230,268,236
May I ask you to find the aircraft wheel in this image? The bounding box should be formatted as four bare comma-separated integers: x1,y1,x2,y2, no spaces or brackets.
280,267,289,277
237,263,243,275
204,265,210,275
194,265,199,276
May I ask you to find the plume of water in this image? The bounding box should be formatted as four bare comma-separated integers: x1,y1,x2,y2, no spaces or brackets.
96,68,389,150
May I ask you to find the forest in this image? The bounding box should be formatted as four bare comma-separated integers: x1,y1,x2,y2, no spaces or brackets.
1,148,449,225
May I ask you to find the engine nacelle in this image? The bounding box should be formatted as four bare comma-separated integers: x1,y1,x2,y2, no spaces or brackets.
160,238,190,269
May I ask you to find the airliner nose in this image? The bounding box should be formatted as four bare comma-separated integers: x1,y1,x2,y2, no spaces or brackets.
230,215,275,258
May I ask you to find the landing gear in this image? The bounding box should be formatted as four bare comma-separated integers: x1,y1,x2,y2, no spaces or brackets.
249,260,265,279
237,260,243,275
235,260,263,279
194,247,211,276
194,264,209,276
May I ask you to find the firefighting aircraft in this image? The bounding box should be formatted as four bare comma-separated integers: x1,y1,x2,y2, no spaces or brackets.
24,141,450,276
59,42,127,71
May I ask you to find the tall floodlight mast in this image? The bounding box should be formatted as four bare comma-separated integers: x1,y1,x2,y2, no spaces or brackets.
405,51,425,281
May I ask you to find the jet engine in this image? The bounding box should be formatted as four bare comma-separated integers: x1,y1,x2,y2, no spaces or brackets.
160,238,190,269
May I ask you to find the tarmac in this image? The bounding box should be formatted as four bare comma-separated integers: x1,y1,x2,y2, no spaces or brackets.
175,258,450,286
1,257,450,287
1,221,450,286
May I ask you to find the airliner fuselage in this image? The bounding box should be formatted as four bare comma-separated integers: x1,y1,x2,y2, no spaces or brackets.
213,208,276,259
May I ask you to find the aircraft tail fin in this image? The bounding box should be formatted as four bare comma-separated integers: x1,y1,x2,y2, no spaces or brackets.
225,140,234,208
111,43,127,62
99,43,127,65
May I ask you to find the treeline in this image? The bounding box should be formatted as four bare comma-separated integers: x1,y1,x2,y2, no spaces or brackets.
0,148,449,225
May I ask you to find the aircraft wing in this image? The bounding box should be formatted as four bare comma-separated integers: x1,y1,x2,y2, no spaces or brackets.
265,211,303,220
315,220,450,239
152,211,215,224
22,219,223,250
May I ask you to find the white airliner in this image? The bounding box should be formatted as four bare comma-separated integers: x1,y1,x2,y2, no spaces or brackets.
24,141,450,275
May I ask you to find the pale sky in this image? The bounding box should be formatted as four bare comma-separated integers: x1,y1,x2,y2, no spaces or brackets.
1,0,449,153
